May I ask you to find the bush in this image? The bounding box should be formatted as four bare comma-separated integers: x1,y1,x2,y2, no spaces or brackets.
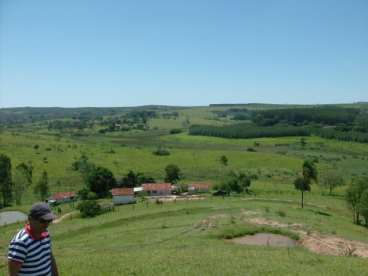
165,164,182,184
153,147,170,156
170,129,183,134
277,210,286,217
174,183,188,194
77,200,101,218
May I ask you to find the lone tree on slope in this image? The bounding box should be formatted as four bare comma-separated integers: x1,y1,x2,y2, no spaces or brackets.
294,160,318,208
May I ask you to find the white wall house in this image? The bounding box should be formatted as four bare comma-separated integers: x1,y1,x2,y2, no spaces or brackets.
111,188,136,205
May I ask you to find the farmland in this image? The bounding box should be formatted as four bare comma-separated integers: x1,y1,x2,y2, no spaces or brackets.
1,104,368,275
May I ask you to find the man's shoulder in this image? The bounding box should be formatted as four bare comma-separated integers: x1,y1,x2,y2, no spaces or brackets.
11,228,31,244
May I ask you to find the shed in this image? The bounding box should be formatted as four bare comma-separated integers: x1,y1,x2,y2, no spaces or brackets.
142,183,172,196
188,183,210,194
111,188,136,205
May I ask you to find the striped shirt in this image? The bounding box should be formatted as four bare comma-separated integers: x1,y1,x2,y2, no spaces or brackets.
8,225,52,276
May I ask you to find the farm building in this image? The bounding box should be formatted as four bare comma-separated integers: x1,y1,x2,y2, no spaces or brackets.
111,188,136,205
133,187,143,193
48,192,76,204
142,183,172,196
188,183,210,194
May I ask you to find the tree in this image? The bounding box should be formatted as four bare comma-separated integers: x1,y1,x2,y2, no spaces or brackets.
216,171,252,195
302,160,318,183
294,177,309,208
346,177,368,224
300,137,307,147
77,200,101,218
87,166,116,198
358,189,368,226
72,155,95,182
0,154,13,207
219,155,228,166
320,170,345,195
34,171,50,201
294,160,318,208
119,170,155,187
237,172,252,194
13,163,33,205
164,164,182,184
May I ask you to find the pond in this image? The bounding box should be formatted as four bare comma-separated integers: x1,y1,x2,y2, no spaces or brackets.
232,233,297,248
0,211,27,226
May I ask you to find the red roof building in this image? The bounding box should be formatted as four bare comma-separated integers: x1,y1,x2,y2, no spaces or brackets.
142,183,172,196
49,192,76,202
111,188,134,196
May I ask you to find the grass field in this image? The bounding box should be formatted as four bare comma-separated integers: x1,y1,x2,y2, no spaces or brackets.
1,192,368,275
1,106,368,275
0,126,367,204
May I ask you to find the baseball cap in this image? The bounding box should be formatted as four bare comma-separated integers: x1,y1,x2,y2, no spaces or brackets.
29,202,55,221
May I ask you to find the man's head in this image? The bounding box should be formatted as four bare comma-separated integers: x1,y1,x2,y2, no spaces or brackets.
28,202,55,232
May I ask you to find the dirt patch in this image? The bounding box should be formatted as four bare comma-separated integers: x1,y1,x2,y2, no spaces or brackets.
240,209,260,217
246,216,368,258
194,218,217,230
249,217,289,228
147,195,206,202
208,214,228,220
53,212,77,224
300,233,368,258
232,233,297,248
194,214,228,230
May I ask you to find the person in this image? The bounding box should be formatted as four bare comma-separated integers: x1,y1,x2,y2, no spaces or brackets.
8,202,59,276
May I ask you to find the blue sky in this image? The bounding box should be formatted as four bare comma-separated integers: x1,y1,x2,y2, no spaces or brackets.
0,0,367,107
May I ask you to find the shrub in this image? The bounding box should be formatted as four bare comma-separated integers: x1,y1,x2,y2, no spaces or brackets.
153,147,170,156
165,164,182,183
77,200,101,218
277,210,286,217
174,183,188,194
170,129,183,134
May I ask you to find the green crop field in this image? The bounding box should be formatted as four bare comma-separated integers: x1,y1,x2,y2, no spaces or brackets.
1,105,368,275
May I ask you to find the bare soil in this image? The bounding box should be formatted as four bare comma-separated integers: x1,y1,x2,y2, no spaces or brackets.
53,211,77,224
147,195,206,202
232,233,297,247
245,215,368,258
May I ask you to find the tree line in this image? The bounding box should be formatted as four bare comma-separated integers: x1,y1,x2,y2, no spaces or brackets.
189,124,310,139
253,106,361,126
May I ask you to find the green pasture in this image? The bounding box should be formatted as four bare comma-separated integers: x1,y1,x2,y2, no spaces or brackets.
1,193,368,275
1,124,368,274
1,128,368,205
